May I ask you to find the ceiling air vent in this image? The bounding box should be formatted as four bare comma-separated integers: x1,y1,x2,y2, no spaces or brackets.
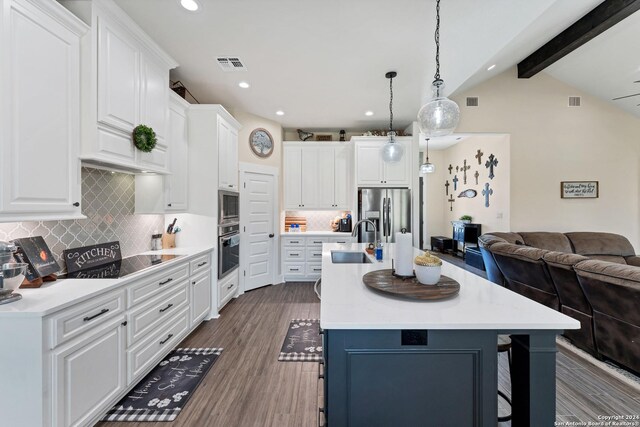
568,96,581,107
466,97,479,107
216,57,247,72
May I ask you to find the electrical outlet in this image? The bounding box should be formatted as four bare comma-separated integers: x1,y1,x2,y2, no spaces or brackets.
496,212,503,219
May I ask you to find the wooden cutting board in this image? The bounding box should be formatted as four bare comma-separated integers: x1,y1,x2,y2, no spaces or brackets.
362,269,460,300
284,216,307,232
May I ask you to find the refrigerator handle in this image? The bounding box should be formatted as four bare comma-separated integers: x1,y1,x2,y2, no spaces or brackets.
387,197,392,237
382,198,387,237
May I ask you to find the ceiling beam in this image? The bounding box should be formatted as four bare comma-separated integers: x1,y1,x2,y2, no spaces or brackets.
517,0,640,78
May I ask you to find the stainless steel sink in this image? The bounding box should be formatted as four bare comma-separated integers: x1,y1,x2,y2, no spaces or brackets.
331,251,372,264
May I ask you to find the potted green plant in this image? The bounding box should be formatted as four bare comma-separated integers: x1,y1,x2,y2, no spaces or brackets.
459,215,472,224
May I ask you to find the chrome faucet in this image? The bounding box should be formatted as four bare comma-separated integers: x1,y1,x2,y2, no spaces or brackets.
352,219,378,244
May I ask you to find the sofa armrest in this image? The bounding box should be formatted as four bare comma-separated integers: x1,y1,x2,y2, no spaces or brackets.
624,256,640,267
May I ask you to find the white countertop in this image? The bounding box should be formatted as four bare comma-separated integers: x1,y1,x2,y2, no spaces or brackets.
0,246,214,318
320,243,580,331
281,231,353,236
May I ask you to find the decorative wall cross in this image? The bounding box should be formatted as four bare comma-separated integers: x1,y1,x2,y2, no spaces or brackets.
447,195,455,211
485,154,498,180
452,175,459,191
475,149,484,165
482,183,493,207
445,180,450,196
448,164,453,174
474,170,479,185
456,165,459,172
461,159,470,184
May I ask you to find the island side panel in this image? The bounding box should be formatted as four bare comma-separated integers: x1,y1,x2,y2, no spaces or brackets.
325,329,497,426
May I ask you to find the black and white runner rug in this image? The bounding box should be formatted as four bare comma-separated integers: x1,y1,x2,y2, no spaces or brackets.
278,319,323,362
102,347,223,422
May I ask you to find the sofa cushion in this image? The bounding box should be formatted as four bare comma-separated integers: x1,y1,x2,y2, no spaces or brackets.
518,232,573,253
586,255,627,264
574,259,640,285
490,242,548,262
566,232,635,258
543,251,592,314
478,232,524,248
625,256,640,267
543,251,588,268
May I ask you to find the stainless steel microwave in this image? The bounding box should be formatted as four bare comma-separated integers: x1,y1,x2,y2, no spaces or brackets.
218,190,239,224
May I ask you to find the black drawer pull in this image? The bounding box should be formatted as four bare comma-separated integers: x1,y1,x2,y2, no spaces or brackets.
290,241,299,244
290,268,299,271
83,308,109,322
159,278,173,286
313,241,322,244
160,334,173,345
197,262,207,267
227,283,234,290
290,253,299,257
313,268,321,272
159,303,174,313
313,254,321,257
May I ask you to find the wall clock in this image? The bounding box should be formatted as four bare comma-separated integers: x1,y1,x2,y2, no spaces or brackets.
249,128,274,158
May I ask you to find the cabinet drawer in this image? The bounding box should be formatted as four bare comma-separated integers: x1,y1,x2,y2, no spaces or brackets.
189,253,211,276
48,290,125,349
128,281,189,347
282,236,305,247
283,263,306,278
307,237,329,248
127,306,190,385
329,236,354,244
284,248,305,261
306,247,324,261
218,272,238,307
127,262,189,308
306,263,323,277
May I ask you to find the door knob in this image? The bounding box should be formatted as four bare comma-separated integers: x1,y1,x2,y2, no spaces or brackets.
269,233,275,238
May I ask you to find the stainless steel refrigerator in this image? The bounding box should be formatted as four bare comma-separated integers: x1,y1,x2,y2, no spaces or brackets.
357,188,411,243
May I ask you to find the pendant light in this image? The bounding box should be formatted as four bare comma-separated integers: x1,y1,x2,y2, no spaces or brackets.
420,138,436,174
417,0,460,137
381,71,404,163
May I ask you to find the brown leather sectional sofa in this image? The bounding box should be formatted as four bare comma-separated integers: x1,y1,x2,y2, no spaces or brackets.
479,231,640,374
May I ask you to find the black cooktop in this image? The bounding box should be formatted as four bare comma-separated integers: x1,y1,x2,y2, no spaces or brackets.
63,254,183,279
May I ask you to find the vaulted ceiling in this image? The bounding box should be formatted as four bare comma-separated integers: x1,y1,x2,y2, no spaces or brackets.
116,0,622,130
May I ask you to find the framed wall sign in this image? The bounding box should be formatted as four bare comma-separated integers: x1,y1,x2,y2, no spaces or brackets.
561,181,599,199
249,128,274,158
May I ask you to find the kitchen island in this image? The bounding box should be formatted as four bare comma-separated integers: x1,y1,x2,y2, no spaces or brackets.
320,243,579,426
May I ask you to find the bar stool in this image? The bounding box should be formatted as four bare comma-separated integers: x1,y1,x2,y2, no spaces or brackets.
498,335,512,423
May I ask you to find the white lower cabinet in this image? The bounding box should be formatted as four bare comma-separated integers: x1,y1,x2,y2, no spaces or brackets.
52,315,126,427
191,271,212,326
218,269,239,310
282,235,354,281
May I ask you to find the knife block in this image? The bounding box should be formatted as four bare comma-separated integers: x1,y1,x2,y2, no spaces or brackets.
162,234,176,249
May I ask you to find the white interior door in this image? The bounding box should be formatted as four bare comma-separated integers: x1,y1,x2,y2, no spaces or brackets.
242,170,276,291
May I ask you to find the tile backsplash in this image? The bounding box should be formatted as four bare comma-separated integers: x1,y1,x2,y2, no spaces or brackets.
0,167,164,273
285,210,351,231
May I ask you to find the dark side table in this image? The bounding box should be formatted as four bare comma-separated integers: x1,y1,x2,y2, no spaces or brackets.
430,236,453,253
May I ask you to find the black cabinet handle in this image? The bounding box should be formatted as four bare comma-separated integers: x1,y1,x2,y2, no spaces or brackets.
228,184,234,188
192,280,197,285
290,268,299,271
121,321,128,327
290,253,299,257
159,278,173,286
197,262,207,267
83,308,109,322
167,203,172,207
72,202,80,207
160,334,173,345
159,303,174,313
269,233,274,238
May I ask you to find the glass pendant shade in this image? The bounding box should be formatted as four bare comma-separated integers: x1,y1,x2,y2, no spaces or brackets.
380,131,404,163
418,79,460,137
420,162,436,174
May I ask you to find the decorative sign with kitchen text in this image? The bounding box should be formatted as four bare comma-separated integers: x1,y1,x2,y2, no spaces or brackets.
561,181,599,199
63,241,122,274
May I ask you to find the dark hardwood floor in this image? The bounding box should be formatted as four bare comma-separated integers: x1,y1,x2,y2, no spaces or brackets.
97,283,639,427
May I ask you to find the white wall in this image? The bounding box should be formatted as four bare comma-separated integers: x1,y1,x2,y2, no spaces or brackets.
451,68,640,249
234,110,283,170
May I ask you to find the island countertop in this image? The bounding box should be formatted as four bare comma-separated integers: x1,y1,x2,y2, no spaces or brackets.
320,243,580,331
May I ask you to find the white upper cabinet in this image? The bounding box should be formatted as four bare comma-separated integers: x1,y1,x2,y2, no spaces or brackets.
283,142,353,210
165,93,189,211
0,0,88,222
354,137,412,187
218,116,239,190
61,0,178,174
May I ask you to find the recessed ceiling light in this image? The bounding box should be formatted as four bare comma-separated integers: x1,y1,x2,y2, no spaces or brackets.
238,81,250,89
276,110,285,116
487,64,496,71
365,111,374,116
180,0,199,11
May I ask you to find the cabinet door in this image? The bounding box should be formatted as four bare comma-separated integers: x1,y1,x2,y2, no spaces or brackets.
165,104,188,211
283,147,302,209
218,117,230,189
334,146,351,209
1,0,82,215
383,140,411,186
356,143,384,186
316,147,336,208
52,316,126,427
301,147,320,208
137,56,168,170
190,272,212,326
97,15,139,161
228,127,239,190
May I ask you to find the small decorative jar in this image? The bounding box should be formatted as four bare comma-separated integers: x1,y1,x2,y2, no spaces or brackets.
414,252,442,285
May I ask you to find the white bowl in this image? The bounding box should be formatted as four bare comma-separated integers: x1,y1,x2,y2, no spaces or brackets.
414,264,441,285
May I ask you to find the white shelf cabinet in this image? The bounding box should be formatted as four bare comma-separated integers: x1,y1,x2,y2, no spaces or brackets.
354,137,412,187
283,142,352,210
165,93,190,211
61,0,178,174
0,0,88,222
218,116,239,191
